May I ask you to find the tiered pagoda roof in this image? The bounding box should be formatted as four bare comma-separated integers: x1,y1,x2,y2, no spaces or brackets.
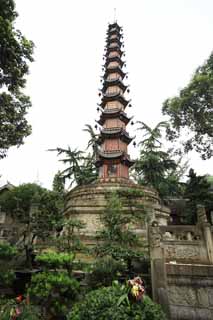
96,22,135,181
101,77,127,93
97,108,131,126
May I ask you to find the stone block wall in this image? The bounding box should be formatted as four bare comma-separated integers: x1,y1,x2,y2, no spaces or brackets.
167,264,213,320
149,220,213,320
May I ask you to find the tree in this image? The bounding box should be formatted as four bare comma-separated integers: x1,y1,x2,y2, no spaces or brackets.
94,192,145,272
52,170,65,195
51,147,98,187
0,183,63,268
162,52,213,160
55,218,86,259
29,252,79,318
0,0,34,158
0,242,17,286
135,121,184,198
83,124,99,159
184,169,213,224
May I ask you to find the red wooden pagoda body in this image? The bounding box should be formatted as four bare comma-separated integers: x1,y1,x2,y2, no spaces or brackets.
96,22,135,182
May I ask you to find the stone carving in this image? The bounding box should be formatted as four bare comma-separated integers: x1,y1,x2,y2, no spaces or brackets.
197,204,208,224
160,227,202,242
208,288,213,307
149,223,161,248
166,245,200,260
168,286,197,306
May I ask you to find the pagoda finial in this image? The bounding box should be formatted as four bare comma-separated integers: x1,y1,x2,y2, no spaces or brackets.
113,8,117,23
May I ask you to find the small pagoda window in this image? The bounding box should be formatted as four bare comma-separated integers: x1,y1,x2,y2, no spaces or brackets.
107,86,119,95
108,61,119,68
109,52,119,58
107,164,117,177
106,101,117,109
110,42,118,48
107,72,119,81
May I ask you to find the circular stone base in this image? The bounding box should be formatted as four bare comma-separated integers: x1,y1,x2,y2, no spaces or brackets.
65,179,170,238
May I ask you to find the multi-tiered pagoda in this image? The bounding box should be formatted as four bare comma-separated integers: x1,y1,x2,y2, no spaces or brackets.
65,21,170,237
96,22,134,182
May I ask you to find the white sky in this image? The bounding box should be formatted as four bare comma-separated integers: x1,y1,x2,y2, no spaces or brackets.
1,0,213,189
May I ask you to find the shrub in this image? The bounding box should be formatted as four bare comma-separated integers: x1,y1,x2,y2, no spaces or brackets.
67,282,166,320
28,271,79,317
36,252,74,270
0,297,41,320
87,257,126,289
0,242,17,259
0,242,17,286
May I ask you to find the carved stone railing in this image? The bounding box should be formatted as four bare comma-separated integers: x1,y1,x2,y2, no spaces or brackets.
159,225,203,242
149,222,213,264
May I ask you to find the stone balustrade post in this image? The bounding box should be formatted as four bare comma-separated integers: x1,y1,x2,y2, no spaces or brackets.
148,222,170,317
197,204,213,264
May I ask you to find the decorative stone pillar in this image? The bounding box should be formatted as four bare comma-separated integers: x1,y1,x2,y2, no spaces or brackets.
197,204,213,264
148,222,170,317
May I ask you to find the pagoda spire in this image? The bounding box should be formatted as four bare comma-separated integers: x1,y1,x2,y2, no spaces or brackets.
96,22,135,182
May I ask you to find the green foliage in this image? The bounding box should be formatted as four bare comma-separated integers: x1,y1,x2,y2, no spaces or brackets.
94,192,144,270
50,123,100,187
0,270,15,286
184,168,213,224
52,170,65,195
83,123,100,160
36,252,74,270
0,0,34,158
50,147,98,187
0,183,62,232
135,121,186,198
0,297,41,320
0,242,17,285
88,257,126,289
163,52,213,160
0,183,63,268
67,282,166,320
0,242,17,259
29,271,79,317
56,218,86,254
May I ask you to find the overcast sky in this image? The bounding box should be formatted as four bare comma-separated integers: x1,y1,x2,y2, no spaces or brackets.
1,0,213,189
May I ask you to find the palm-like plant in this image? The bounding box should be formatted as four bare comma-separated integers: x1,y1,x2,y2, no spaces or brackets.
137,121,168,151
49,124,100,188
50,147,98,187
135,121,181,198
83,124,99,159
49,147,85,187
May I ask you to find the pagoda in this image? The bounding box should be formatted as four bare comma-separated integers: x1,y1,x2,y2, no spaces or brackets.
96,22,134,182
65,22,170,237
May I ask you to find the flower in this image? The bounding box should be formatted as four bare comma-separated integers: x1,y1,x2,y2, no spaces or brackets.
128,276,145,301
16,295,23,303
15,307,21,316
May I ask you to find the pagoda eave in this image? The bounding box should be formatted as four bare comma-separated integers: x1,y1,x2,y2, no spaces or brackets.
95,151,135,168
103,68,126,80
97,109,130,126
106,31,122,39
102,78,127,92
106,38,123,47
104,56,125,68
97,128,133,145
107,25,122,34
105,47,123,56
101,93,129,108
